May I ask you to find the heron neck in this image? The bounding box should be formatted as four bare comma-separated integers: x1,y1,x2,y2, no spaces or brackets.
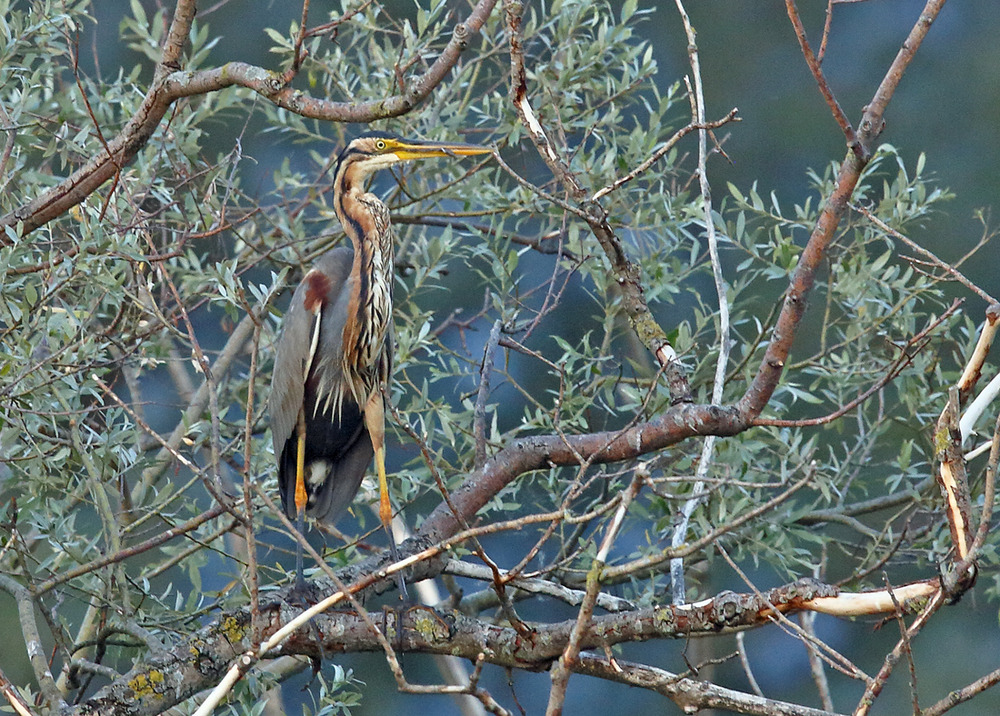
334,173,394,380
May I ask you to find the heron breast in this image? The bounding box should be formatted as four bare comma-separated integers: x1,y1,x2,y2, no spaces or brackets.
351,196,394,373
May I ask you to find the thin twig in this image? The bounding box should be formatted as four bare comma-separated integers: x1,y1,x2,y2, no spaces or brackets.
818,0,835,63
882,575,920,714
716,547,868,683
669,0,731,605
444,560,635,613
241,319,263,640
544,469,644,715
499,0,691,398
290,0,311,74
921,665,1000,716
0,100,21,194
754,300,960,427
735,631,763,697
32,499,227,596
134,313,257,503
590,108,739,201
604,469,814,581
852,589,946,716
785,0,859,153
0,663,37,716
474,320,503,469
800,610,835,711
853,203,996,305
573,653,846,716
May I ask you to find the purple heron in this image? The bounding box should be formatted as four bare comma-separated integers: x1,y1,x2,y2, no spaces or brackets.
269,131,491,591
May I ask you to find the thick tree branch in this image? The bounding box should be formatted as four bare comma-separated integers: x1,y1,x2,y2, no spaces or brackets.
418,402,746,542
76,576,956,716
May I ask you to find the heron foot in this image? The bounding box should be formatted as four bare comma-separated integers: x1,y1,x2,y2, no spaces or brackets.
286,578,324,607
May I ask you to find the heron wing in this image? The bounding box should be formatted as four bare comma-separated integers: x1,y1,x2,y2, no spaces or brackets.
269,248,355,516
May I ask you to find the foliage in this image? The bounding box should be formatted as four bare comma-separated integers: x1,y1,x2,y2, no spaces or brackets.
0,1,994,715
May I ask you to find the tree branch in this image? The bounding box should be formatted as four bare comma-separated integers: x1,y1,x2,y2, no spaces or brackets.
573,653,845,716
785,0,859,153
739,0,949,418
501,0,693,402
77,575,956,716
418,401,747,543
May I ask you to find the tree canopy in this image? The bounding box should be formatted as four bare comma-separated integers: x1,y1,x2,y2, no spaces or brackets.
1,1,998,715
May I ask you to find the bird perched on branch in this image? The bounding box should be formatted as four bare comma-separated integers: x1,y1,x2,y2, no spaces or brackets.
269,131,491,592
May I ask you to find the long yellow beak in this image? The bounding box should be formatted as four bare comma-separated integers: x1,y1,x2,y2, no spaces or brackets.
392,139,492,161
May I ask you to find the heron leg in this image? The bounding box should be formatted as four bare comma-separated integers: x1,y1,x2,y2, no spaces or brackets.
293,409,308,593
364,393,408,600
294,504,306,594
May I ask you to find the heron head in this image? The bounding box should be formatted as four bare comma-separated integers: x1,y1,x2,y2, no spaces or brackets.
337,131,492,179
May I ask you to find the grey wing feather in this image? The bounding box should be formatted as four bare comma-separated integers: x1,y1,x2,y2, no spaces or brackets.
268,247,355,488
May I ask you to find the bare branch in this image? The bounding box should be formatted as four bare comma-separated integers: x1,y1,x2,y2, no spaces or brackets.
443,560,636,613
545,470,644,715
854,203,997,306
785,0,859,153
573,653,846,716
754,300,960,427
669,0,733,606
853,588,946,716
921,665,1000,716
0,664,37,716
590,108,739,202
0,573,64,710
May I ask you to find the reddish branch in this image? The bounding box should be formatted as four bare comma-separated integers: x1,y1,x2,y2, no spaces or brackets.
739,0,948,419
419,402,746,542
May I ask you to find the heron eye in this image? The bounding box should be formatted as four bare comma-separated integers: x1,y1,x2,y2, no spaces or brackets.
376,140,386,150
